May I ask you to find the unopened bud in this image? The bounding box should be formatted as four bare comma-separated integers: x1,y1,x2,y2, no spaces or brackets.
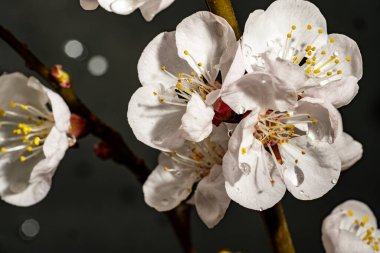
51,65,71,88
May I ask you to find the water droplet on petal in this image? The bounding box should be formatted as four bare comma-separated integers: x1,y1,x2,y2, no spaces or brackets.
300,190,305,194
240,162,251,175
331,178,337,184
259,207,263,211
333,51,339,57
20,219,40,240
261,79,267,84
238,106,246,114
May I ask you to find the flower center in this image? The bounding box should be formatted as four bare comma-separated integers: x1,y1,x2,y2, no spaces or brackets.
281,24,351,85
162,137,224,180
0,101,54,162
345,210,380,251
153,50,220,106
254,110,317,147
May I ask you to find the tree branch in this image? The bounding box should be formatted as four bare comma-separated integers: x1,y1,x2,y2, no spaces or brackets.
0,24,194,253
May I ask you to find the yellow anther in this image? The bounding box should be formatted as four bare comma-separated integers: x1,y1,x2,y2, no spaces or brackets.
295,159,299,164
20,156,26,162
307,51,312,56
10,101,16,108
305,67,312,74
27,146,33,152
313,69,321,74
363,216,369,224
241,147,247,155
159,98,165,103
13,129,21,135
291,25,297,30
312,46,316,51
347,210,354,216
307,24,312,30
334,59,340,64
287,33,292,38
33,137,41,146
153,92,157,96
163,166,169,171
191,72,196,77
318,28,323,34
337,70,343,75
184,50,189,55
178,73,183,78
1,147,7,153
312,56,317,61
306,59,311,64
346,57,351,62
197,62,203,67
327,71,332,76
321,51,326,55
312,119,318,124
0,108,6,117
161,65,166,71
293,56,298,62
329,37,335,43
307,114,312,119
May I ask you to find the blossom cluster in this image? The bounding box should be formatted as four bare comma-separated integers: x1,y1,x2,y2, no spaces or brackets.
127,0,363,228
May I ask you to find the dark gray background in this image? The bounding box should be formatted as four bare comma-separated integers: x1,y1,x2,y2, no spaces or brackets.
0,0,378,252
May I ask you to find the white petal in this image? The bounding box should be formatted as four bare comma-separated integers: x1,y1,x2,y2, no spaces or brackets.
279,136,341,200
242,0,327,69
43,87,71,133
304,76,359,108
296,97,341,143
221,72,297,114
0,73,49,114
220,41,245,85
194,165,230,228
127,86,186,151
176,11,236,82
97,0,113,11
180,94,214,142
325,34,363,80
143,154,197,211
332,132,362,171
137,31,192,89
140,0,175,21
223,118,286,210
80,0,99,10
109,0,142,15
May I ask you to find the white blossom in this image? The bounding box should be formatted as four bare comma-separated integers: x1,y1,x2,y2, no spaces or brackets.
0,73,73,206
143,125,230,228
80,0,175,22
128,11,242,151
322,200,380,253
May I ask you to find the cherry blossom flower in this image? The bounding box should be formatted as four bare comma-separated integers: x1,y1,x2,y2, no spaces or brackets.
221,72,342,210
80,0,175,22
0,73,73,206
143,125,230,228
242,0,362,108
322,200,380,253
128,11,240,151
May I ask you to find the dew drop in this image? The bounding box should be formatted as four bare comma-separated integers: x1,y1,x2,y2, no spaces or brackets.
259,207,263,211
300,190,305,194
240,162,251,175
331,178,337,184
20,219,40,240
333,51,340,57
261,79,267,84
238,106,246,114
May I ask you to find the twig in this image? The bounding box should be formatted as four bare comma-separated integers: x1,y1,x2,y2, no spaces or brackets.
205,1,296,253
0,24,193,253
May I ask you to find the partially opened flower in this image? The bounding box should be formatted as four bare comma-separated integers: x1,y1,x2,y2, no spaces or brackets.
221,72,342,210
242,0,362,108
128,11,240,151
0,73,73,206
143,125,230,228
322,200,380,253
80,0,175,22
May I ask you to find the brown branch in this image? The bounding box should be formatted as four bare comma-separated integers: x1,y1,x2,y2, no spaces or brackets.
206,1,296,253
0,24,193,253
205,0,241,39
260,203,295,253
